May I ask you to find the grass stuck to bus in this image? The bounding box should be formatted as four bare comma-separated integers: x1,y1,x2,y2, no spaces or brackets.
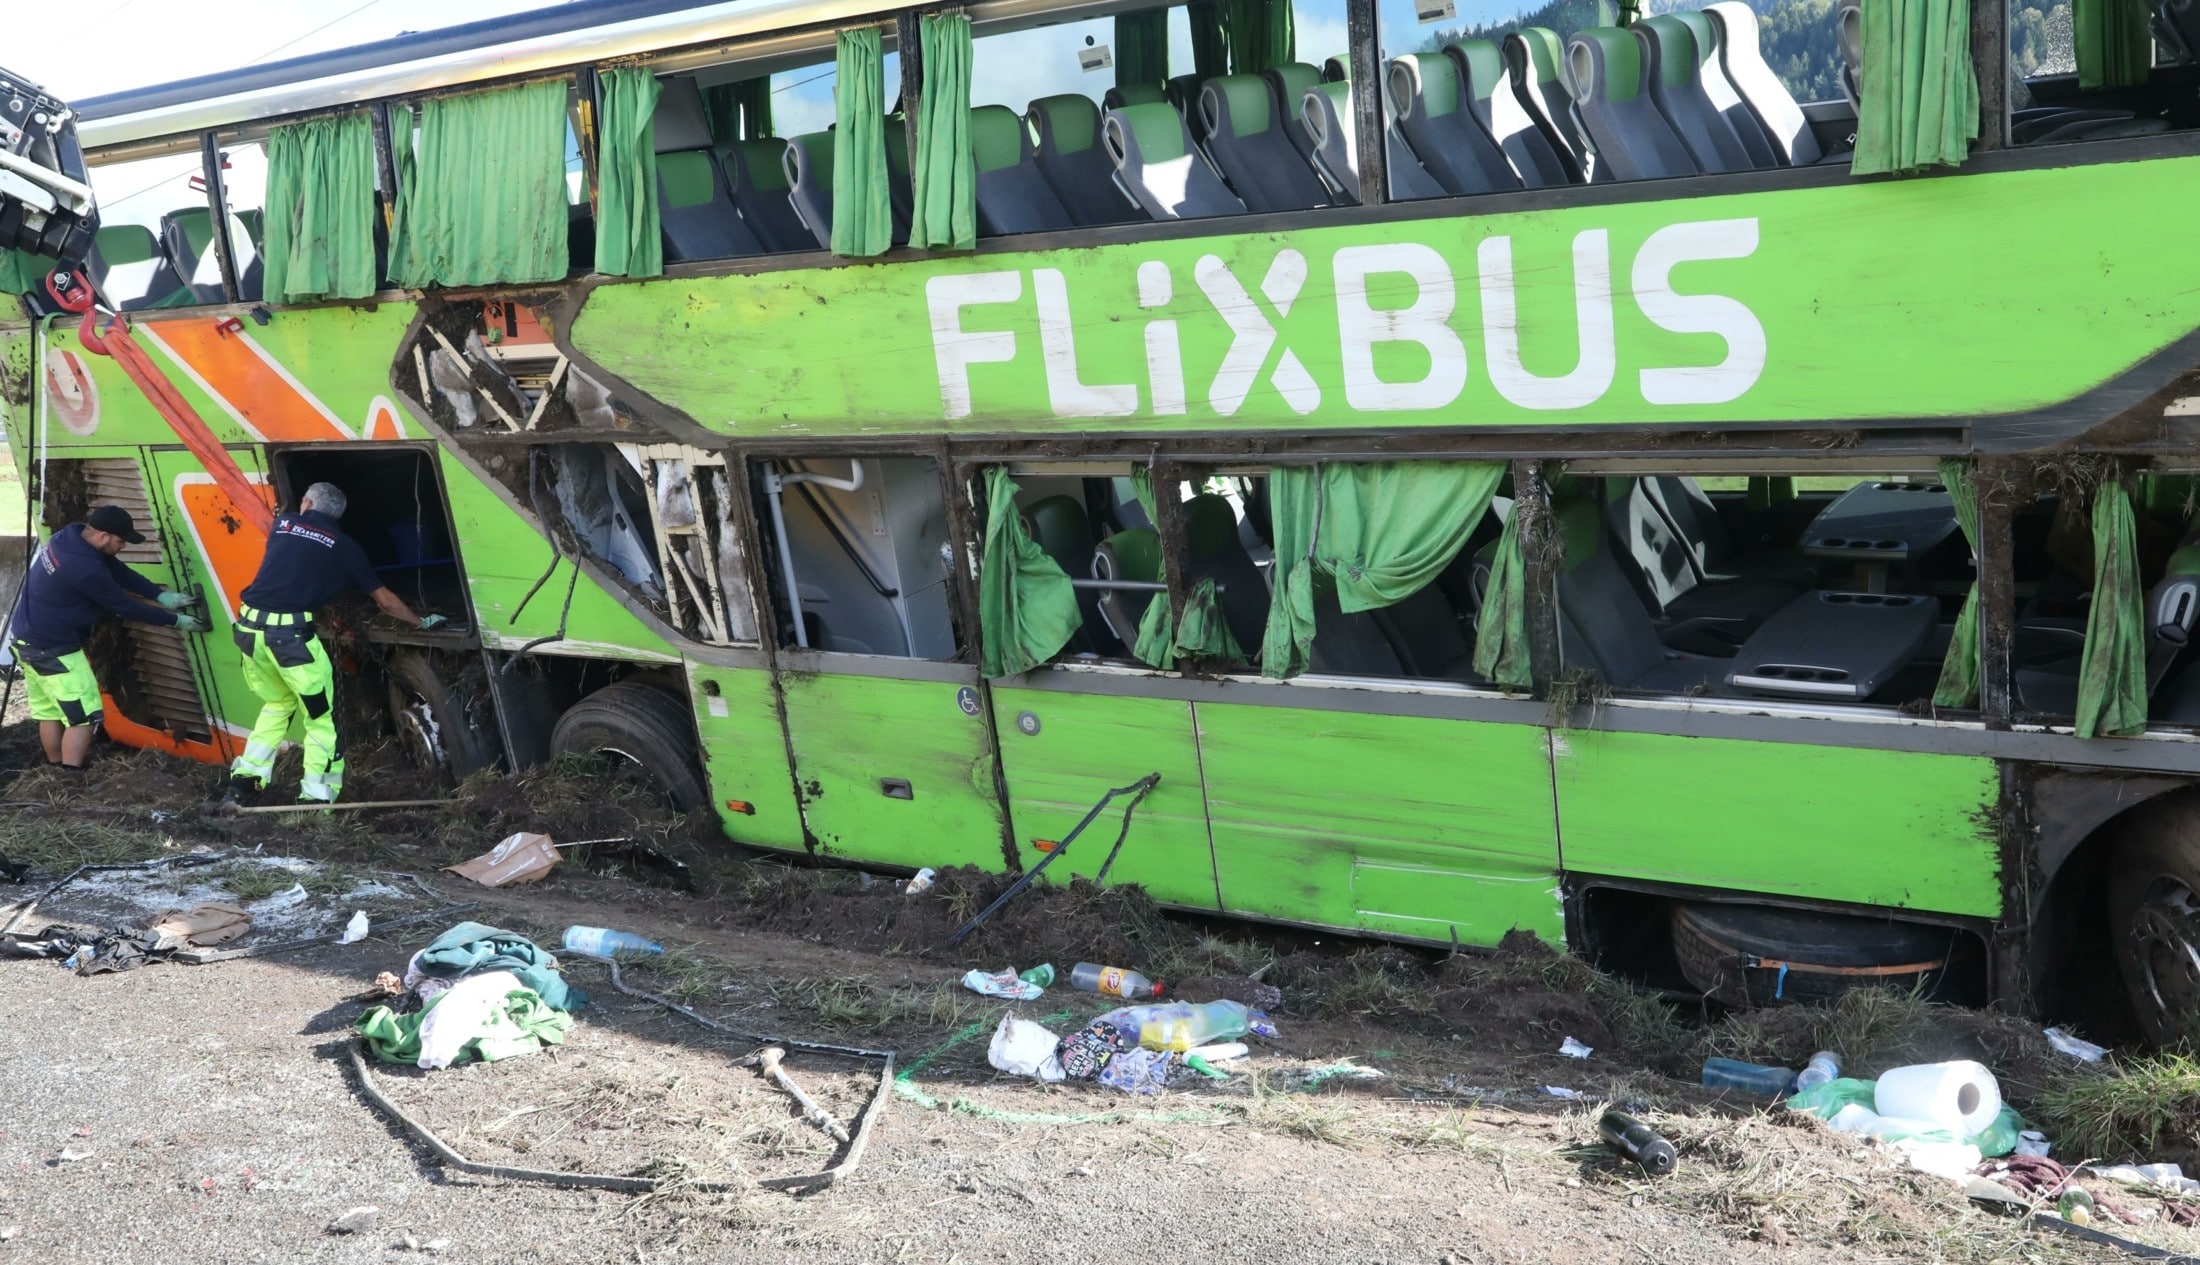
5,0,2200,1248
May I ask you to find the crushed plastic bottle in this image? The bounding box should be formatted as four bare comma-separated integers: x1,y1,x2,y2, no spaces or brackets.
1794,1050,1842,1091
561,925,664,958
1701,1057,1796,1097
1092,1000,1276,1052
903,868,936,896
1018,963,1055,988
1069,961,1162,1000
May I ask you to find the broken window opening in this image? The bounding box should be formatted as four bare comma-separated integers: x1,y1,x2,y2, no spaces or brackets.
757,456,956,660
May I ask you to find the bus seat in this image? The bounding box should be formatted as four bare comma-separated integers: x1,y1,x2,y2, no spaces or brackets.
1504,28,1595,183
1026,94,1146,226
1183,492,1268,654
1102,102,1245,221
1635,14,1763,172
1566,28,1701,181
1322,55,1350,82
1303,83,1360,199
1837,2,1863,111
1199,75,1333,211
971,105,1074,235
1606,477,1799,640
2146,543,2200,694
1093,527,1161,647
1371,583,1480,680
1445,39,1572,188
88,224,186,312
883,115,915,244
1308,573,1408,677
783,131,836,249
1384,55,1523,197
1104,83,1168,111
1556,494,1726,693
653,75,716,151
1705,3,1822,165
1026,495,1109,653
1164,74,1210,143
2015,543,2200,716
718,139,815,252
1261,62,1325,162
656,150,763,262
1645,476,1817,590
159,207,229,304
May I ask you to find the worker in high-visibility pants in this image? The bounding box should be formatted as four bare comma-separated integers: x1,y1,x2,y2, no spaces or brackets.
226,482,445,804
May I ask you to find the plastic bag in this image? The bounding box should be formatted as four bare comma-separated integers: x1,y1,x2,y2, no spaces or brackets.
985,1013,1065,1081
962,967,1043,1001
1787,1077,2025,1157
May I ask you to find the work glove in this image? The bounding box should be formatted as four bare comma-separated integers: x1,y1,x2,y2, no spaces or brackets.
417,614,448,631
157,590,198,611
173,613,209,633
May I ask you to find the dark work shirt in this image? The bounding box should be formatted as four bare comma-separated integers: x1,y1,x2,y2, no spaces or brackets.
10,524,178,653
240,511,384,614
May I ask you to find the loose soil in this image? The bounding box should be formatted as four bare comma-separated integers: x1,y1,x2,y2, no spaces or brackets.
1,717,2196,1263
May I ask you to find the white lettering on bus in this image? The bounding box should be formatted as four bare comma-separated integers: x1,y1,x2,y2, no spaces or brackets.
923,217,1763,420
1333,242,1467,411
927,271,1023,420
1631,218,1766,406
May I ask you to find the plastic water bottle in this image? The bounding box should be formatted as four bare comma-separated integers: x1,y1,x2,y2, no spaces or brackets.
1070,962,1162,1000
1096,1000,1270,1051
562,925,664,958
1700,1057,1796,1097
1795,1050,1842,1091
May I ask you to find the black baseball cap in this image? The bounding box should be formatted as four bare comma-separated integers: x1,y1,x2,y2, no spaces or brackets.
86,505,145,544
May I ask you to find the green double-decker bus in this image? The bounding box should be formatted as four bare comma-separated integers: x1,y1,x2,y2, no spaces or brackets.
6,0,2199,1038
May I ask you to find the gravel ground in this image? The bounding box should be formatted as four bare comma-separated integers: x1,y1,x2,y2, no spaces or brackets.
0,893,2139,1265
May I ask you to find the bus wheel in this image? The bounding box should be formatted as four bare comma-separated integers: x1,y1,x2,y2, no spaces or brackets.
549,681,708,813
386,651,498,782
2107,809,2200,1046
1671,902,1970,1007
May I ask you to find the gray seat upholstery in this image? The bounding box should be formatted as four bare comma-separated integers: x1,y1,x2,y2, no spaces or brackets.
1308,580,1409,677
971,105,1074,235
1505,28,1594,183
1182,493,1269,654
1301,81,1447,205
1102,102,1245,220
784,131,838,249
1199,75,1333,211
718,138,815,251
1838,2,1863,111
657,149,764,261
88,224,186,312
1644,477,1817,590
1706,2,1822,165
1637,13,1771,171
1027,94,1146,226
1605,478,1801,641
1385,55,1523,196
1567,28,1701,181
1555,496,1725,693
1165,74,1211,143
1262,62,1326,164
159,207,228,304
1446,39,1572,187
2019,543,2200,716
1373,583,1481,680
1092,527,1161,648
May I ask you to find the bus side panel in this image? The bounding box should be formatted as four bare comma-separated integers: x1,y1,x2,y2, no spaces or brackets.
684,664,806,852
779,672,1008,871
990,687,1220,910
148,444,273,759
1193,703,1566,946
436,451,678,661
1551,730,2001,917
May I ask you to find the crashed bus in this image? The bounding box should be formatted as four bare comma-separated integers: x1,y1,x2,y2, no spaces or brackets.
2,0,2198,1039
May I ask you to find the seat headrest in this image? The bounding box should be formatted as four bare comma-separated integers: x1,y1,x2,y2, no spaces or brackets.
1264,61,1322,102
1388,55,1460,120
1637,13,1713,84
1706,0,1762,48
1025,496,1090,550
784,132,834,190
1182,493,1240,557
162,206,216,251
1568,29,1643,105
1107,102,1189,161
1094,527,1162,583
1321,55,1349,82
94,224,159,265
1302,81,1349,140
1028,94,1102,154
657,150,717,209
1444,39,1509,103
1105,83,1168,110
654,75,716,152
1508,27,1569,87
970,104,1028,174
721,138,790,192
1203,74,1275,138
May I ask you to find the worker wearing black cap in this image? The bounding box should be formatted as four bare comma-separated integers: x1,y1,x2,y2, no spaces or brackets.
7,505,206,770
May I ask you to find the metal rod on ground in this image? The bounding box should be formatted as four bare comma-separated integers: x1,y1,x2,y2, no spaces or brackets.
744,1046,851,1143
3,851,231,935
231,798,454,815
945,772,1160,947
1089,776,1162,887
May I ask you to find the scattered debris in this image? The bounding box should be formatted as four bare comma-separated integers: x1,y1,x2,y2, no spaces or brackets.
744,1046,850,1143
1070,961,1162,1000
2043,1027,2109,1063
148,903,251,950
55,1147,90,1163
1796,1050,1843,1091
903,867,937,897
944,773,1159,944
1700,1056,1795,1097
559,925,662,958
1789,1071,2023,1157
1597,1109,1676,1176
327,1207,378,1235
1542,1086,1585,1101
358,972,403,1001
339,911,369,944
961,965,1048,1000
444,833,559,888
1559,1036,1592,1059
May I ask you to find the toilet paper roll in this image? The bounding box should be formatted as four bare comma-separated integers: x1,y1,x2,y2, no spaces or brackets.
1874,1061,2002,1136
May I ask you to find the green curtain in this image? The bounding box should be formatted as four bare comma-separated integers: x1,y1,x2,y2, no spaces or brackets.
702,78,776,143
1116,10,1171,93
390,105,416,206
262,112,378,304
0,250,45,296
1225,0,1296,75
1118,471,1244,668
1852,0,1977,176
1258,461,1508,681
1932,459,1982,709
911,13,976,252
1470,503,1533,689
978,468,1082,677
2076,0,2152,90
2076,481,2148,739
1188,1,1231,79
594,68,663,279
1130,469,1180,666
389,80,570,288
832,28,893,258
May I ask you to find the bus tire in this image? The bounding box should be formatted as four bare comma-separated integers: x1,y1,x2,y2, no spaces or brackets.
2107,798,2200,1046
386,650,498,782
549,681,708,813
1671,902,1968,1008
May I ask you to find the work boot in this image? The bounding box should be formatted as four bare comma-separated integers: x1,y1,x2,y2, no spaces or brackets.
219,774,258,806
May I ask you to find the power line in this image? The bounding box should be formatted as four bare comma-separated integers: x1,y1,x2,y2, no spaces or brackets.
246,0,394,67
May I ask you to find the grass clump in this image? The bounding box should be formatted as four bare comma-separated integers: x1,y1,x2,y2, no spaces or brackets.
2033,1052,2200,1162
773,978,981,1038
